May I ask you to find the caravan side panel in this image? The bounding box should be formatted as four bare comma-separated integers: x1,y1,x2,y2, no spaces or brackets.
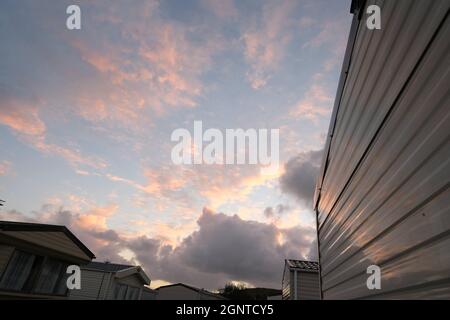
316,0,450,299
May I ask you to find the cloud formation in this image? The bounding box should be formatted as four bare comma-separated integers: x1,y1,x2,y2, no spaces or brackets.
289,73,333,121
0,161,11,176
0,88,108,171
263,204,290,218
1,205,316,289
242,0,298,89
280,149,323,206
201,0,238,20
69,1,222,130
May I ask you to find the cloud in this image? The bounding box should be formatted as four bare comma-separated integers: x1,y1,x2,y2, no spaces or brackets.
263,204,290,218
280,149,323,206
0,161,11,176
0,89,107,170
302,15,349,49
242,0,298,89
0,106,46,137
288,15,353,120
33,141,108,170
76,204,118,231
0,205,316,289
303,16,352,72
0,89,46,138
106,163,281,214
173,209,315,285
69,3,222,130
201,0,238,20
299,16,315,29
127,207,317,289
289,73,333,120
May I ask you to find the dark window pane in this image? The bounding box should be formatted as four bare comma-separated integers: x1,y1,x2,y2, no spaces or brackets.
34,258,63,294
125,286,137,300
54,264,69,295
0,251,35,291
22,255,44,292
114,284,127,300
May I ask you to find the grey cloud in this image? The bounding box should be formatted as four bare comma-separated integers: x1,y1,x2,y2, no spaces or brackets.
280,149,323,206
263,207,275,218
1,206,316,290
263,204,290,218
164,208,316,288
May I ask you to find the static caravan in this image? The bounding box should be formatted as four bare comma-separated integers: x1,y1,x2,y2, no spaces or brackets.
69,261,151,300
314,0,450,299
141,286,158,300
282,260,320,300
0,220,95,299
156,283,226,300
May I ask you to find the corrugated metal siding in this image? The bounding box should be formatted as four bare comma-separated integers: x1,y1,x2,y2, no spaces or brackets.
297,272,320,300
282,270,320,300
316,0,450,299
281,264,291,300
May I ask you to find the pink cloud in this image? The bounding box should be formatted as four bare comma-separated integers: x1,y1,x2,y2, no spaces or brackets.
302,17,352,71
0,161,11,176
76,204,118,231
242,0,298,89
102,161,281,217
143,164,281,211
201,0,238,20
33,140,108,170
0,96,107,170
0,102,46,137
70,9,222,130
289,81,333,120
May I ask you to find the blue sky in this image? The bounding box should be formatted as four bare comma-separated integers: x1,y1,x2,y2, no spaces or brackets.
0,0,352,289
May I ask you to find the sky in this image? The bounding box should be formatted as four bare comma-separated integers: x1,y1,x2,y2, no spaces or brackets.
0,0,352,290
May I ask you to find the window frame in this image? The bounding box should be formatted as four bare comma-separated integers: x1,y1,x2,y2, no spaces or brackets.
0,249,70,297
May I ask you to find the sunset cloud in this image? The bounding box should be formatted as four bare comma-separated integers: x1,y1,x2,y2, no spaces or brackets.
242,0,298,89
0,205,316,289
0,160,11,176
0,107,46,137
201,0,238,20
0,93,107,170
76,204,118,231
289,78,333,120
69,4,221,130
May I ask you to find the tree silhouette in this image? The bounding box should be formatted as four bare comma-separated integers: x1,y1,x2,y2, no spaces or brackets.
219,282,281,300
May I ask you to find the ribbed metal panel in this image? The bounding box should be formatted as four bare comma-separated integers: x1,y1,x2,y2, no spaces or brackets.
315,0,450,299
297,272,321,300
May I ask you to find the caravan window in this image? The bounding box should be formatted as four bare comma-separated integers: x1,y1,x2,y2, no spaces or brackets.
0,250,69,295
0,250,36,291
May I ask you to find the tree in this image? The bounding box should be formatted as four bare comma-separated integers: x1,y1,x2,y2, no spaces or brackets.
219,282,282,300
220,282,252,300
